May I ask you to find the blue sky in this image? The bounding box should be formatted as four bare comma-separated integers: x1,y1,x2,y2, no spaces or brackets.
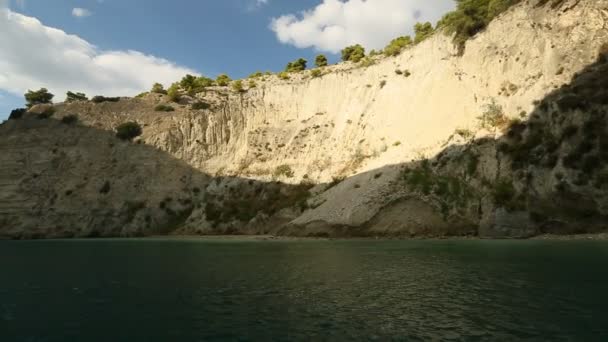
0,0,455,119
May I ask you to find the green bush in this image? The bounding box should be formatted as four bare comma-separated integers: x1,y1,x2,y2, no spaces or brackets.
414,22,434,43
154,104,175,112
311,69,322,78
359,57,375,67
66,91,88,102
285,58,307,72
232,80,244,92
25,88,54,108
167,83,181,102
437,0,522,54
115,122,142,141
9,108,26,120
274,165,294,178
384,36,412,56
216,74,232,87
477,100,507,129
315,54,328,67
248,71,263,79
61,114,78,125
248,80,257,88
91,96,120,103
151,83,167,94
192,101,211,110
278,72,290,80
341,44,365,63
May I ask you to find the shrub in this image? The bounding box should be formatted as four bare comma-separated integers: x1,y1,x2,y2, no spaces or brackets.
341,44,365,63
384,36,412,56
359,57,375,67
115,122,142,141
151,83,167,94
414,22,434,43
477,100,508,129
248,71,263,79
232,80,244,92
192,101,211,110
311,69,322,78
9,108,26,120
285,58,307,72
274,165,294,178
36,107,55,119
315,54,328,67
91,96,120,103
167,83,181,102
248,80,257,88
278,72,290,80
135,92,148,98
403,70,411,77
395,69,403,75
61,114,78,125
380,80,387,88
154,104,175,112
66,91,88,102
216,74,232,87
437,0,522,54
25,88,54,108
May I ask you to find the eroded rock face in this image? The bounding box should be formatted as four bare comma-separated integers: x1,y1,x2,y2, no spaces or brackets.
1,0,607,238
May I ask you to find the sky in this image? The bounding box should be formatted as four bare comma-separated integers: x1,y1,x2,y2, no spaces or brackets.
0,0,455,119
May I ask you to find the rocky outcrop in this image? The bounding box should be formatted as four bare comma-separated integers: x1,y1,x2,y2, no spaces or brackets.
0,0,607,239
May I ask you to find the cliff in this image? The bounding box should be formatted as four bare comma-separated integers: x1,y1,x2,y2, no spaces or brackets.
1,0,607,239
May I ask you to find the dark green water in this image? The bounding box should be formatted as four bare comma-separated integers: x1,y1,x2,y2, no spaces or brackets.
1,238,608,341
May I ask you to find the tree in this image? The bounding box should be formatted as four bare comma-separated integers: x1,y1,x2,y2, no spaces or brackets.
151,83,167,94
167,83,181,102
414,22,434,43
315,55,328,67
384,36,412,56
25,88,54,108
285,58,307,72
216,74,232,87
66,91,88,102
180,74,197,91
341,44,365,63
115,122,142,141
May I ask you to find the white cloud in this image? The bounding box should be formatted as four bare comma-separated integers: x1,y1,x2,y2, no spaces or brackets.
270,0,455,53
72,8,92,18
0,6,198,102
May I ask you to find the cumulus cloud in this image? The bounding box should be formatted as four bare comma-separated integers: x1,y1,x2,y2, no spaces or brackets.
0,6,197,101
72,8,92,18
270,0,455,53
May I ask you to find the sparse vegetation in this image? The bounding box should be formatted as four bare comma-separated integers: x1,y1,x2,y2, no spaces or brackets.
66,91,88,102
278,72,290,80
151,83,167,94
248,80,257,88
167,83,181,102
25,88,54,108
192,101,211,110
341,44,365,63
285,58,307,72
414,22,434,43
216,74,232,87
274,165,294,178
477,99,508,130
315,54,328,67
437,0,522,54
311,69,322,78
36,106,55,119
359,57,375,67
248,71,263,79
91,96,120,103
154,104,175,112
115,122,142,141
232,80,245,92
380,80,387,88
384,36,412,56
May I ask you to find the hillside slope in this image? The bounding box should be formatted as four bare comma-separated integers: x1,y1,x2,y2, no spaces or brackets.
1,0,607,238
